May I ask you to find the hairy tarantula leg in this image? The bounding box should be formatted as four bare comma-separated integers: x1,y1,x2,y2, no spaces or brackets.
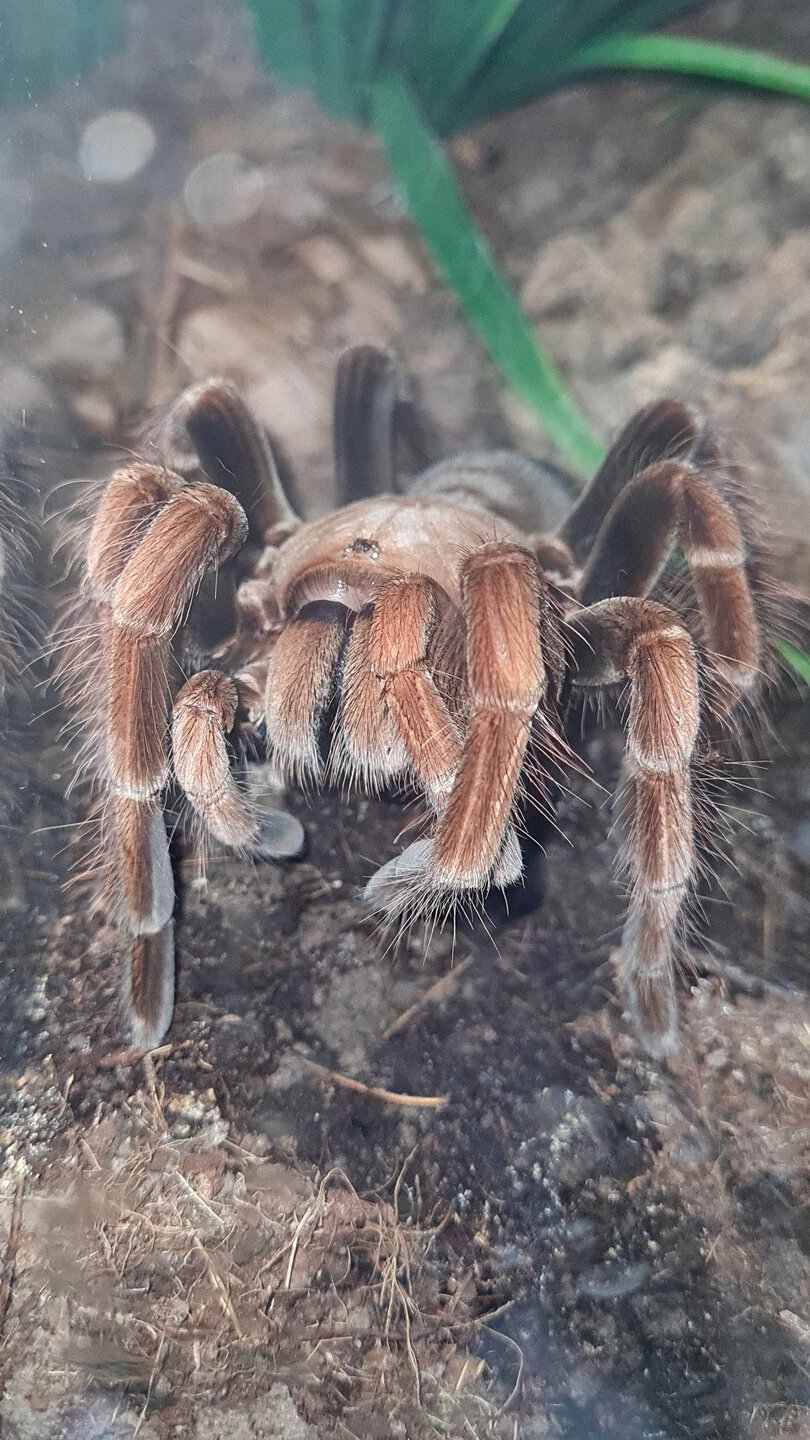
333,346,398,505
579,460,760,716
86,464,182,939
87,464,181,598
172,671,260,849
265,601,351,785
172,669,306,857
367,574,464,810
559,401,699,562
93,479,248,1046
156,379,300,539
432,543,555,890
570,597,701,1058
127,930,175,1052
107,482,248,811
330,608,409,792
148,382,298,653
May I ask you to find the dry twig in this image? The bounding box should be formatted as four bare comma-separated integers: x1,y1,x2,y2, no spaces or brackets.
294,1054,448,1108
381,955,474,1040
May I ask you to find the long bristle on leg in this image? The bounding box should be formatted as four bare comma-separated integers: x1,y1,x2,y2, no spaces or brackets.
570,597,701,1058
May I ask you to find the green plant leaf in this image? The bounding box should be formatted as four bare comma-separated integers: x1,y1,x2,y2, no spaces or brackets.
368,73,604,475
427,0,525,117
570,31,810,101
776,638,810,687
245,0,705,131
248,0,317,96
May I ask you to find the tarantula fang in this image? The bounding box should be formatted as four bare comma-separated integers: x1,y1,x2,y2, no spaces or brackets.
67,344,768,1058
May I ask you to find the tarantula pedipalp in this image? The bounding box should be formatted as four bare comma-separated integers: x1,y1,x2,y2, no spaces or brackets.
69,344,767,1058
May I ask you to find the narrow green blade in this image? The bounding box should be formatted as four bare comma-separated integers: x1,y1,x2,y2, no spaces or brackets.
310,0,359,118
247,0,317,95
570,32,810,104
355,0,394,95
430,0,525,108
446,0,644,128
369,74,603,475
776,638,810,686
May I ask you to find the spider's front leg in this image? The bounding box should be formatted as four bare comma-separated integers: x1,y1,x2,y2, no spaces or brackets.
88,466,248,1046
80,375,308,1048
432,543,561,890
365,574,464,809
569,597,701,1057
365,543,566,919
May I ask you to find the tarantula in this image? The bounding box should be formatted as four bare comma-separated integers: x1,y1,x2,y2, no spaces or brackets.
67,345,768,1058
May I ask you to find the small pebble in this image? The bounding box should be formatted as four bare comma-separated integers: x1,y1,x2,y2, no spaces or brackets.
183,153,265,227
32,301,125,383
577,1261,650,1300
79,110,156,182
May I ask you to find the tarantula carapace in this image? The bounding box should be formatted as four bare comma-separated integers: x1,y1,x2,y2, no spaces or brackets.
68,345,768,1058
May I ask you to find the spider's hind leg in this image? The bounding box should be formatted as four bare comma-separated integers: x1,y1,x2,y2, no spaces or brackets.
558,399,700,561
154,378,300,540
333,346,399,505
578,456,762,725
332,345,442,506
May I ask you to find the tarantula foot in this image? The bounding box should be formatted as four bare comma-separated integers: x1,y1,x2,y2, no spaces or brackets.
363,839,436,921
126,925,175,1051
254,808,306,860
616,957,680,1060
363,826,524,926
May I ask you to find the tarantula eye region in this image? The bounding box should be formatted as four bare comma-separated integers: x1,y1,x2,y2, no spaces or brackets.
343,536,380,559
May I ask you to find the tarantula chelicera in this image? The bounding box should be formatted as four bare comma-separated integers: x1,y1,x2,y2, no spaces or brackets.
67,345,769,1057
